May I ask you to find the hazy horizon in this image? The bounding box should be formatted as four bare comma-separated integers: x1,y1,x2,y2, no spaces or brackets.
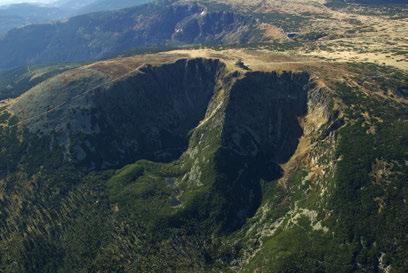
0,0,56,6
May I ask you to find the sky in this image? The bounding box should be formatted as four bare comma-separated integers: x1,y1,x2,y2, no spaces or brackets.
0,0,55,5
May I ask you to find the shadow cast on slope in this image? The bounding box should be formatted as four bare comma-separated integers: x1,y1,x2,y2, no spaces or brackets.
166,71,311,234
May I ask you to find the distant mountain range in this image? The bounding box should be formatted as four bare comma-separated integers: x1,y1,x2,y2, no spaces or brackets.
0,3,67,35
356,0,407,3
1,0,406,69
0,0,152,35
0,0,407,271
53,0,102,10
329,0,407,5
75,0,152,14
0,1,261,71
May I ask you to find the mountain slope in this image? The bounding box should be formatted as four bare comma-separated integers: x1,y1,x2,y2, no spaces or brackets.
78,0,152,14
0,3,67,35
0,1,262,71
336,0,407,4
0,49,407,272
0,0,155,36
53,0,101,10
54,0,151,11
0,63,76,100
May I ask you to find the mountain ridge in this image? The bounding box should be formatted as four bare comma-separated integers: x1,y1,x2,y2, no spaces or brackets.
0,0,407,271
1,49,407,272
0,1,262,71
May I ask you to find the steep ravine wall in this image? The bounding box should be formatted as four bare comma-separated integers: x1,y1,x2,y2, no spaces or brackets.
0,58,336,272
9,58,227,169
83,58,226,168
203,71,313,233
161,69,318,236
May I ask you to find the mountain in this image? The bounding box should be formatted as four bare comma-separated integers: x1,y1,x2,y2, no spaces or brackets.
54,0,152,14
327,0,408,6
0,0,154,36
0,1,262,71
0,63,76,100
53,0,100,10
0,48,407,272
0,3,67,35
346,0,407,4
0,0,407,272
78,0,153,14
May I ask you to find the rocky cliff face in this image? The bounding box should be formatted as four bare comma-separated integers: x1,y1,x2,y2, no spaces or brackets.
223,72,309,164
209,71,311,232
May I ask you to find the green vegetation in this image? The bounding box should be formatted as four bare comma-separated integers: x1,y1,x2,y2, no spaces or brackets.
329,82,408,272
254,12,310,32
232,66,408,272
0,56,407,272
0,1,264,70
0,64,76,100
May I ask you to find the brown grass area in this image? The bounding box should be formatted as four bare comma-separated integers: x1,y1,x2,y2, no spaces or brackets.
216,0,327,15
83,53,190,78
215,0,408,71
258,23,286,40
64,48,359,91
